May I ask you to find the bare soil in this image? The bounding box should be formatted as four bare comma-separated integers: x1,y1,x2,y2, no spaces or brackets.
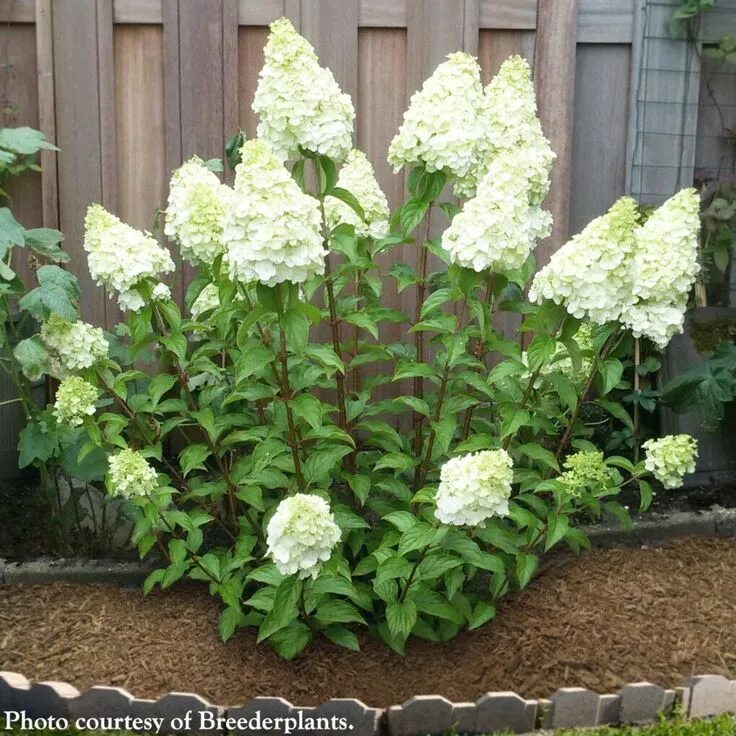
1,537,735,707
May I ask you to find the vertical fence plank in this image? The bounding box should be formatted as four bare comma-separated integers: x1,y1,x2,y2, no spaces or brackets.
222,0,239,171
571,45,631,232
463,0,480,57
114,26,167,235
301,0,359,108
534,0,579,264
237,26,268,139
478,29,535,83
52,0,109,326
35,0,58,231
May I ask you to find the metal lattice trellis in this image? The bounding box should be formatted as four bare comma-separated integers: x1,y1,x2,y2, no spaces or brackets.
629,0,736,205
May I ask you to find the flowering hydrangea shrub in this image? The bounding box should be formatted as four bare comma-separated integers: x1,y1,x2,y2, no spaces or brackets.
14,21,702,659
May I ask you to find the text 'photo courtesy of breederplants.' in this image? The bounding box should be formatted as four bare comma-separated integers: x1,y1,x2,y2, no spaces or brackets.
11,18,703,660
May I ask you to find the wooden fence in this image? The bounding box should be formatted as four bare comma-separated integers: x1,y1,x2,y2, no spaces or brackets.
0,0,734,328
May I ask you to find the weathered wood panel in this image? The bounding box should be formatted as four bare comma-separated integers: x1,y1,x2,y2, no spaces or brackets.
238,26,268,139
114,25,167,232
53,1,112,326
478,29,535,83
534,0,579,265
571,44,631,233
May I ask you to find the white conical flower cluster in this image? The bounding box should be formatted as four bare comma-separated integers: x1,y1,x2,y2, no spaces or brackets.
164,156,231,266
529,197,640,324
642,434,698,489
324,149,390,239
441,149,552,273
434,449,513,527
388,52,487,196
222,140,325,286
266,493,342,578
84,204,175,312
458,55,555,201
107,448,159,499
253,18,355,162
53,376,99,428
622,189,701,348
40,315,109,376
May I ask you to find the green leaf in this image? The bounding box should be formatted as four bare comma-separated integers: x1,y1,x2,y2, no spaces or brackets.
638,479,653,512
398,522,436,556
517,443,560,472
329,186,365,221
179,444,211,476
468,601,496,630
269,620,311,661
291,393,322,432
0,126,57,154
399,199,428,234
599,358,624,395
322,625,360,651
257,576,303,643
315,599,366,625
548,372,578,412
149,374,178,406
218,606,241,643
17,421,58,468
12,336,49,381
388,263,418,293
545,513,569,551
417,553,462,580
283,308,310,353
420,288,453,319
374,452,417,473
382,511,418,532
23,228,68,263
343,311,378,340
596,399,634,430
515,553,538,589
526,335,557,372
386,599,417,639
19,265,80,321
392,361,438,382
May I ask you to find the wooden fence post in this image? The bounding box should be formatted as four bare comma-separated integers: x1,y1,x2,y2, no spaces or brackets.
534,0,579,265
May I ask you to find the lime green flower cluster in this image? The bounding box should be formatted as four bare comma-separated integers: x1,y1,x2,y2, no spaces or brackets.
107,448,159,499
557,451,612,498
53,376,99,428
642,434,698,489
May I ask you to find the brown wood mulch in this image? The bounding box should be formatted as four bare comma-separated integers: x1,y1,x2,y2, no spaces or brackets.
1,537,735,708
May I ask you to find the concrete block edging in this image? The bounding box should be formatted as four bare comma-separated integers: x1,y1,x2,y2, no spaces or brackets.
2,672,736,735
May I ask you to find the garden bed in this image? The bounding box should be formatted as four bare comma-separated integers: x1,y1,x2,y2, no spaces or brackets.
1,537,735,708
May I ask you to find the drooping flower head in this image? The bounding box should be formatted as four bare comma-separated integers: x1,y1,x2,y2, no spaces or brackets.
266,493,342,579
253,18,355,162
222,139,325,286
190,283,220,319
434,449,513,527
107,449,159,499
164,156,231,265
557,450,612,498
642,434,698,489
529,197,640,324
40,314,109,376
459,55,555,201
151,282,172,302
388,52,486,196
622,189,701,348
84,204,175,312
442,150,552,273
53,376,99,428
324,149,390,239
